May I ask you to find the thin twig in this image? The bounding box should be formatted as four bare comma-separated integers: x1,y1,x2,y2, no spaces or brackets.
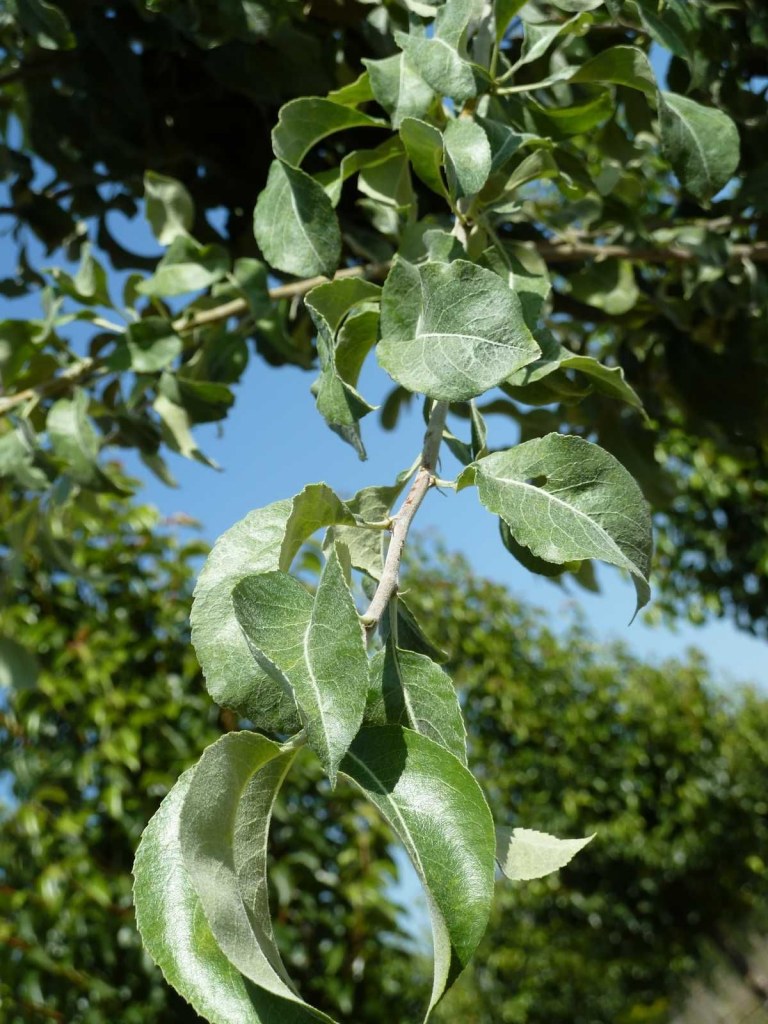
361,401,449,631
172,261,391,333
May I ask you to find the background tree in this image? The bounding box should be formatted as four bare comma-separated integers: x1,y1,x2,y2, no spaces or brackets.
2,485,767,1022
1,0,767,634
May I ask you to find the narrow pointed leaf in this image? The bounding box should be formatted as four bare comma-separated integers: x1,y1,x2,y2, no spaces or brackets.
254,161,341,278
272,98,386,168
340,726,495,1018
178,733,331,1017
133,768,268,1024
399,117,448,199
191,486,353,729
234,548,369,783
570,45,657,96
367,644,467,764
364,54,435,129
305,279,381,457
470,433,652,611
47,389,100,483
443,118,492,198
378,258,540,401
496,827,595,881
659,92,740,202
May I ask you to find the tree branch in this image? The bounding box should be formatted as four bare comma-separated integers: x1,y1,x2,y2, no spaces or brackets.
361,400,449,631
172,260,391,333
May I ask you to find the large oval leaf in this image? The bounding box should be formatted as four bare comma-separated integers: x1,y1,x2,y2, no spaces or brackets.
377,258,540,401
659,92,740,202
253,160,341,278
272,98,385,167
465,433,652,612
340,726,495,1020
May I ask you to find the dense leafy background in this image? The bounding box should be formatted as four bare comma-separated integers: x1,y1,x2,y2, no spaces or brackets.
2,489,767,1022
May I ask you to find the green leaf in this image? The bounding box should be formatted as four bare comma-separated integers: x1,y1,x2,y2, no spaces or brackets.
476,117,535,173
515,16,580,70
190,485,355,730
16,0,74,49
47,389,100,484
364,54,435,129
0,637,39,690
505,329,644,411
567,259,639,315
327,71,375,107
254,161,341,278
499,519,571,578
399,118,448,199
443,119,492,199
144,172,195,245
378,258,540,401
394,31,476,104
153,394,218,468
315,140,401,208
340,726,495,1017
658,92,740,202
138,237,229,298
570,45,657,96
133,768,267,1024
495,0,528,42
305,278,382,458
496,827,594,880
323,471,411,579
125,318,183,373
177,733,317,1010
529,91,614,137
367,641,467,764
272,98,385,167
0,429,48,489
233,546,369,783
466,433,652,612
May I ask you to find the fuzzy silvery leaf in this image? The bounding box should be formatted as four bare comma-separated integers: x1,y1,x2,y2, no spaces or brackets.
378,258,540,401
366,642,467,764
443,118,492,198
133,768,272,1024
340,726,495,1019
463,433,652,613
176,733,330,1016
272,98,386,167
253,160,341,278
364,53,435,128
190,486,355,731
233,546,369,783
659,92,740,202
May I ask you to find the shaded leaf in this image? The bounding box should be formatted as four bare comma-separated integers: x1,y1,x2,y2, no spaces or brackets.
399,117,448,199
366,641,467,764
659,92,740,202
144,172,195,245
272,98,385,167
47,390,99,483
